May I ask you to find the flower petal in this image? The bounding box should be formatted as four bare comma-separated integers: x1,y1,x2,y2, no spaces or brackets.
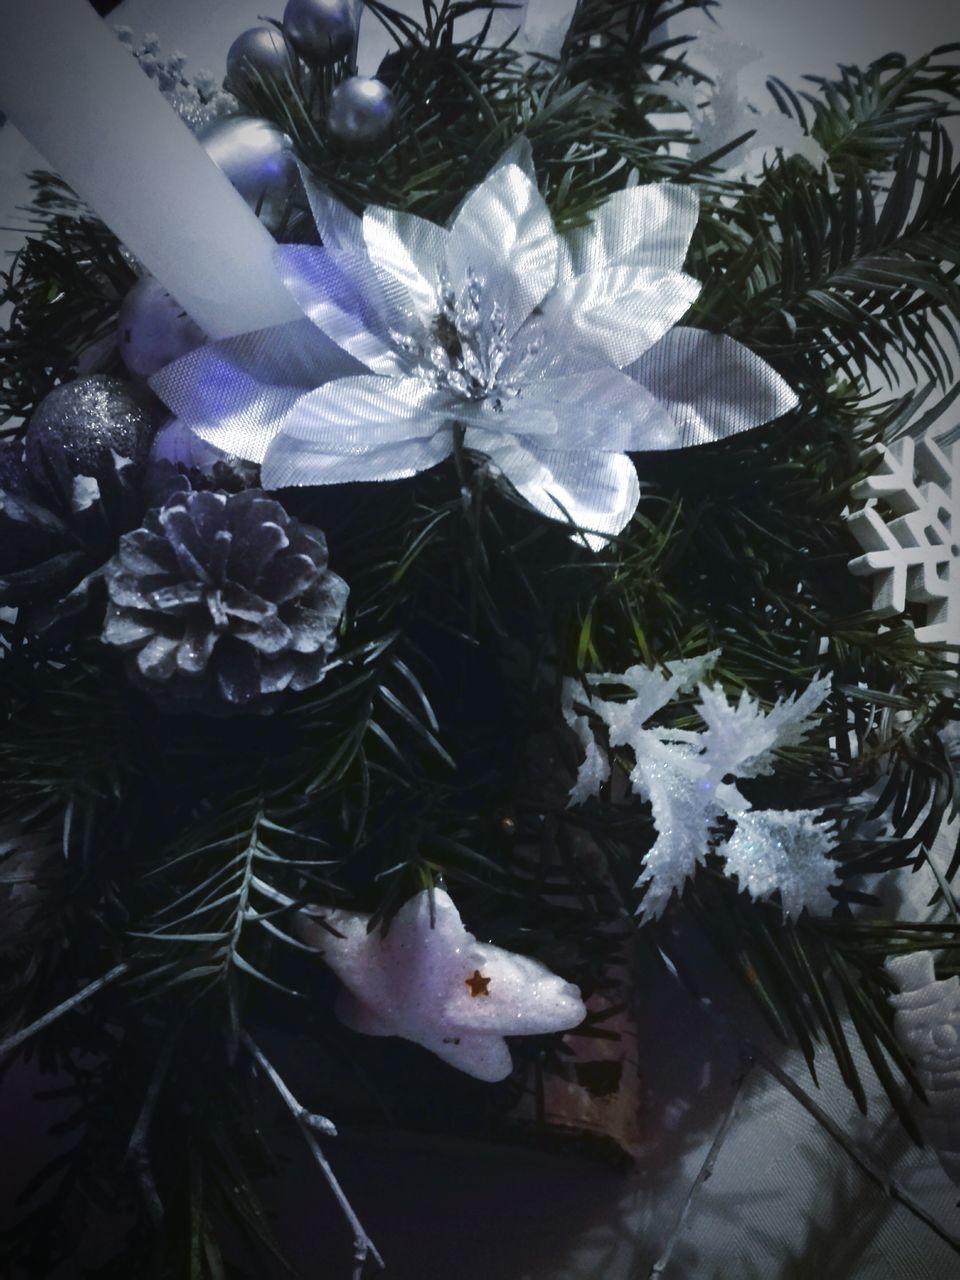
540,266,700,370
472,433,641,548
445,163,559,338
263,435,454,488
562,184,700,279
275,244,411,376
297,160,365,253
263,378,453,487
149,319,358,463
624,327,799,447
513,367,683,452
278,376,452,454
444,137,538,228
363,207,448,319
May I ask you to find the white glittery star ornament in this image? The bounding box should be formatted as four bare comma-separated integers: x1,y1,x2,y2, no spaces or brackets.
296,888,586,1081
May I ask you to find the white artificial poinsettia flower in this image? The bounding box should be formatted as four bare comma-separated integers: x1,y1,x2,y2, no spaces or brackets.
296,887,586,1082
152,144,798,548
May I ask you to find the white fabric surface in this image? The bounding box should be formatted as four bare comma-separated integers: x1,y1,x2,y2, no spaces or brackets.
1,2,959,1276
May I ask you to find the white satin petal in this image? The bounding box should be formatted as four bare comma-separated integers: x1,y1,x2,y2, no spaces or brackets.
443,138,538,229
540,267,701,370
625,327,799,447
562,184,700,279
264,375,453,487
455,397,558,438
363,207,449,320
263,431,453,489
275,244,409,376
472,432,641,547
276,376,454,455
149,320,358,464
297,160,365,253
515,367,683,452
445,163,559,338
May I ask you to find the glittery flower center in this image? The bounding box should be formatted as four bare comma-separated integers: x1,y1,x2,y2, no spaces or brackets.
392,270,542,411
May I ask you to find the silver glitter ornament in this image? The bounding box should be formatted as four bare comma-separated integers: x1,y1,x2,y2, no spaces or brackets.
282,0,360,66
225,27,295,98
25,376,155,487
198,117,298,234
326,76,396,149
118,276,206,380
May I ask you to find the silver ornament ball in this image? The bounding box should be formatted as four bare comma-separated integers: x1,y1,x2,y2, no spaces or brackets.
326,76,396,149
225,27,294,98
282,0,360,66
118,276,206,380
199,117,298,234
25,376,155,484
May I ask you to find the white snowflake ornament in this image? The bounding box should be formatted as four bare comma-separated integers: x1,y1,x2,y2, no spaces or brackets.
655,36,828,180
296,888,586,1082
847,426,960,649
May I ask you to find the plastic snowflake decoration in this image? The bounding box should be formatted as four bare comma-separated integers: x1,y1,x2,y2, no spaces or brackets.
847,425,960,649
888,951,960,1186
296,888,586,1081
655,35,828,180
152,143,798,549
563,655,839,922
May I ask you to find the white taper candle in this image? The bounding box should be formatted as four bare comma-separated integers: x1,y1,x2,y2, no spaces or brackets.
0,0,303,340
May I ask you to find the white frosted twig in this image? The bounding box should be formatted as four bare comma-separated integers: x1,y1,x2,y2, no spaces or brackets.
648,1057,752,1277
0,961,129,1060
241,1033,385,1275
749,1043,960,1258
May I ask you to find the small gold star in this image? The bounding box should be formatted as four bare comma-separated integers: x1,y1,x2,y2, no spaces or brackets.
465,969,491,997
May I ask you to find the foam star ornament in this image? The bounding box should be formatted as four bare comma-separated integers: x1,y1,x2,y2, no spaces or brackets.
296,888,586,1082
152,144,799,549
847,426,960,650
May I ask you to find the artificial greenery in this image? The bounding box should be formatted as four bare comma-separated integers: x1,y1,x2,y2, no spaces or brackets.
1,1,959,1276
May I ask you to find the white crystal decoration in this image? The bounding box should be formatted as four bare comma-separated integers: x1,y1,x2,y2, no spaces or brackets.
888,951,960,1186
296,888,586,1082
563,661,839,921
847,425,960,649
723,809,839,920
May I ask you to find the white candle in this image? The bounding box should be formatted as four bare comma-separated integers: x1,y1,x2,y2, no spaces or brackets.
0,0,303,339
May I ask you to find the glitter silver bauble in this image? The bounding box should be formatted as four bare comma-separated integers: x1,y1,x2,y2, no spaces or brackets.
282,0,360,67
225,26,295,98
24,376,155,487
326,76,396,149
198,117,298,234
118,276,206,380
